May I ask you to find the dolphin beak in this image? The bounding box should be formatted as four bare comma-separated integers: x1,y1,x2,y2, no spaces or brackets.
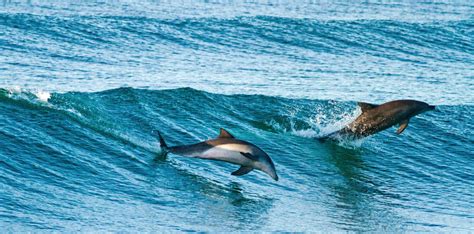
429,105,437,112
272,173,279,181
263,167,279,181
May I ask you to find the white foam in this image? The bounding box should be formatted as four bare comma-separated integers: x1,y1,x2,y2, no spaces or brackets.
291,128,318,138
309,106,361,138
6,86,51,103
329,134,366,149
267,103,366,148
35,91,51,102
11,86,21,93
66,108,82,117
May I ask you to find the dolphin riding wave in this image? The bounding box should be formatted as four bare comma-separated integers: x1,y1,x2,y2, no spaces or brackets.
157,128,278,181
320,99,435,141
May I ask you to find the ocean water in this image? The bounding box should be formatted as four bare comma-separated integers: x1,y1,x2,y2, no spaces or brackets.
1,1,473,232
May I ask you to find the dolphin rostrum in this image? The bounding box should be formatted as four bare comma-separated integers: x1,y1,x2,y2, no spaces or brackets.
157,128,278,181
320,100,435,140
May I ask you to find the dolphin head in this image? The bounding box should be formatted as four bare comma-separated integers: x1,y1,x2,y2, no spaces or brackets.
254,151,279,181
420,102,436,113
408,100,436,115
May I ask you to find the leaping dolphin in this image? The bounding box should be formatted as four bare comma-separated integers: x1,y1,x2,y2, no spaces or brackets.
157,128,279,181
320,100,435,140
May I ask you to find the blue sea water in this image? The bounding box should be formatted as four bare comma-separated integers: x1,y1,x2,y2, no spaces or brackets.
0,1,473,232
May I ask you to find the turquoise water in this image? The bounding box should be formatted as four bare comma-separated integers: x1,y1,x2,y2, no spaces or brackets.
1,1,473,232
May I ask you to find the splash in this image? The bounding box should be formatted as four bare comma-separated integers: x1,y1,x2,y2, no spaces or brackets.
308,103,361,138
35,91,51,102
265,101,364,147
4,86,51,103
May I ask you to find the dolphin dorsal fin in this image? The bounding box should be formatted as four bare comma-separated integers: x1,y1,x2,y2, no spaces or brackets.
218,128,234,138
358,102,378,112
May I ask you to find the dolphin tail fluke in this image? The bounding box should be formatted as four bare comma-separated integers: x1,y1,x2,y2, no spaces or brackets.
154,130,169,155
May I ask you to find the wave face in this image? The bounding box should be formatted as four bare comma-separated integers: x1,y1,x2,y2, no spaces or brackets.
1,1,474,232
0,87,473,232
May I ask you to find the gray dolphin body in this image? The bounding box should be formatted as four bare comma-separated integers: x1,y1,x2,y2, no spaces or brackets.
157,128,278,181
321,100,435,140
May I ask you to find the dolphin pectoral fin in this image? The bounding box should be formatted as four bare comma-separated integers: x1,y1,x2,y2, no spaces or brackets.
240,152,258,161
231,166,253,176
396,119,409,134
218,128,235,138
358,102,378,112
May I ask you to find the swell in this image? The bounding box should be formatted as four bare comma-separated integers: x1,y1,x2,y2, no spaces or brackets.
1,86,472,141
0,87,472,163
2,14,472,60
1,13,473,104
0,87,473,231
